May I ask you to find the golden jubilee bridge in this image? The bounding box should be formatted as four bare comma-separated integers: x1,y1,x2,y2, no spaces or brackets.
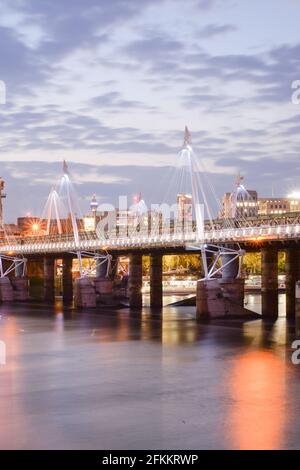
1,211,300,256
0,128,299,319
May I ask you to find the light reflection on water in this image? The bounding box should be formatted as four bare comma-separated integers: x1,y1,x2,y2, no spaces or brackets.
144,291,287,317
0,300,299,450
244,292,286,317
228,349,286,450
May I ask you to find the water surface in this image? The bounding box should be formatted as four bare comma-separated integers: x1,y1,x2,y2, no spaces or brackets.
0,300,299,450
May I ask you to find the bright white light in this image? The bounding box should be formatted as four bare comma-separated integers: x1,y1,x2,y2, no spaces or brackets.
287,191,300,199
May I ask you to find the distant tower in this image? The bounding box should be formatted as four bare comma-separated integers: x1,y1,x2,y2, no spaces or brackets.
63,160,69,175
90,194,98,228
184,125,191,146
90,194,98,214
0,177,6,229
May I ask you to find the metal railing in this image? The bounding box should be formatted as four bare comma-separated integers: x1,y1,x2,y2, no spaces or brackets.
0,221,299,255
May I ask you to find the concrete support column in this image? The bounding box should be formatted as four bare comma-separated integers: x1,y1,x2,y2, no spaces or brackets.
221,253,239,280
94,256,113,301
15,262,24,277
11,259,29,301
285,247,300,320
202,248,215,278
75,277,96,308
150,253,163,308
110,254,119,280
196,279,224,319
96,257,108,278
27,259,44,300
43,256,55,303
62,257,73,303
261,246,278,319
0,277,13,302
128,253,143,309
219,278,244,306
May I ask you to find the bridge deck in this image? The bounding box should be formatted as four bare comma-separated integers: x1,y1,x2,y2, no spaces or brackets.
1,223,300,255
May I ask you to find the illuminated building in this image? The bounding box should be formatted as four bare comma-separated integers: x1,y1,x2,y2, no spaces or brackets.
288,192,300,212
219,174,258,219
90,194,99,213
221,190,258,219
258,198,290,215
84,215,96,231
0,177,6,230
177,193,192,223
17,216,42,233
258,193,300,215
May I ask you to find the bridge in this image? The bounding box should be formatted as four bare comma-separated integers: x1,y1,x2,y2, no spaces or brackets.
0,128,299,320
1,212,300,255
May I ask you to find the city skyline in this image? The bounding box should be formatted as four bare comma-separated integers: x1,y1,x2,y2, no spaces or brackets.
0,0,300,218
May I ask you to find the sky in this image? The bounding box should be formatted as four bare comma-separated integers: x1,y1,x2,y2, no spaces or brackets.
0,0,300,221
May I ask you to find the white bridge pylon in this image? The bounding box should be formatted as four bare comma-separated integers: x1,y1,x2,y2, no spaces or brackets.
181,127,244,280
43,188,62,235
0,130,245,282
41,161,112,279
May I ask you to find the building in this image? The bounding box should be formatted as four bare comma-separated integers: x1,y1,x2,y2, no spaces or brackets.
258,193,300,215
219,174,258,219
258,198,290,215
3,224,20,236
220,190,258,219
83,215,96,232
17,216,43,234
220,174,300,218
288,192,300,212
83,195,100,231
0,178,6,232
177,193,192,223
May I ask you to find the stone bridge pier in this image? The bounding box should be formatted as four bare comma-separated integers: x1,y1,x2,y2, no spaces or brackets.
128,252,163,310
261,245,278,319
150,253,163,309
1,241,299,321
94,256,113,304
285,245,300,320
261,244,300,320
11,261,29,301
43,256,55,303
196,251,246,320
128,253,143,309
62,256,73,303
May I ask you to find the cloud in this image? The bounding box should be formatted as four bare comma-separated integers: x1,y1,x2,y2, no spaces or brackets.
3,0,165,59
0,0,299,221
124,32,184,63
90,92,157,111
0,26,52,95
197,24,237,39
196,0,216,10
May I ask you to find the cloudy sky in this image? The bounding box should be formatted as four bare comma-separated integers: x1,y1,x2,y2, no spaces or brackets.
0,0,300,221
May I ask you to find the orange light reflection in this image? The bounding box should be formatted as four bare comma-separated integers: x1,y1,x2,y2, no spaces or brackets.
229,350,286,450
